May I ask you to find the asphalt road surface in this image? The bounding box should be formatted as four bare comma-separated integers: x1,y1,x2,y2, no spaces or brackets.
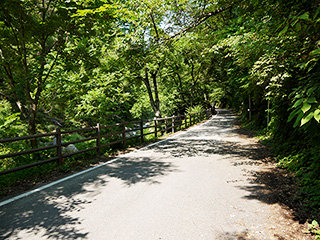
0,109,278,239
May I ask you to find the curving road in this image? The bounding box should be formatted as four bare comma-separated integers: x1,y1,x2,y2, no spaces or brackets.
0,109,277,239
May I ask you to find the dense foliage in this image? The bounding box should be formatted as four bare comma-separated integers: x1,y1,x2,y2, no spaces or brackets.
205,0,320,214
0,0,319,219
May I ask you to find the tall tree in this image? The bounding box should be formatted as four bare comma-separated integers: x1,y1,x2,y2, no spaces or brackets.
0,0,114,146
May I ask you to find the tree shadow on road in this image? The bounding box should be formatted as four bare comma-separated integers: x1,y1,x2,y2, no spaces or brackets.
216,230,259,240
101,157,176,186
149,138,269,164
234,166,319,240
238,168,318,223
0,157,176,239
149,117,317,238
229,122,318,239
230,123,317,223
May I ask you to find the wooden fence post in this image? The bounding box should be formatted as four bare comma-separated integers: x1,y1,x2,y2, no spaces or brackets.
96,123,101,157
122,121,126,150
140,119,144,143
172,115,175,133
154,118,157,138
165,116,168,134
177,114,180,130
189,114,192,127
185,114,187,129
56,128,62,167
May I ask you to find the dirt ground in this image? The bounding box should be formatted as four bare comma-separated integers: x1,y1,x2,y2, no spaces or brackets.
233,122,319,240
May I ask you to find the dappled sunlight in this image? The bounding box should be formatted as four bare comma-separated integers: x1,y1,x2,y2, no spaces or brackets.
0,156,176,239
150,138,267,164
102,157,177,186
237,169,310,223
0,193,89,239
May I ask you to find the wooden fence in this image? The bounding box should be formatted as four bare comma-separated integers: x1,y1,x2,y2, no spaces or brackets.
0,109,213,176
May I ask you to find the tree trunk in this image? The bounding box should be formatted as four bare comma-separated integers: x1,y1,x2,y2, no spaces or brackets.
29,108,38,148
150,70,161,118
190,62,195,107
142,68,161,118
173,72,187,107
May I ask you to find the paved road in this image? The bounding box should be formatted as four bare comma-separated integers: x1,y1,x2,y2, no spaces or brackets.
0,109,276,239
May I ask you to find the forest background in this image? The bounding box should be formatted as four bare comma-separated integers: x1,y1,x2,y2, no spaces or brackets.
1,0,320,226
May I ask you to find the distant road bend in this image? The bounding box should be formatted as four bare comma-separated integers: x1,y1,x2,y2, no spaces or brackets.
1,109,280,239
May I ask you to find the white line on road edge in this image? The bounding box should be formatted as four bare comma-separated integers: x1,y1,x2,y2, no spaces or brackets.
0,111,220,207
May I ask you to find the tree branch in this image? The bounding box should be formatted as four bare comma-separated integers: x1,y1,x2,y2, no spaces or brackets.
149,10,160,42
2,12,23,57
163,3,235,42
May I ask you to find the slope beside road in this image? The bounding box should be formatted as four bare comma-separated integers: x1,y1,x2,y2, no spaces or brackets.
0,109,311,239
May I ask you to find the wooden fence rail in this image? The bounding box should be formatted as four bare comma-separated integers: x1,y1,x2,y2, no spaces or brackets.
0,109,213,176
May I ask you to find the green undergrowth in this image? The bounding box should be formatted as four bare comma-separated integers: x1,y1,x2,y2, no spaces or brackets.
275,145,320,214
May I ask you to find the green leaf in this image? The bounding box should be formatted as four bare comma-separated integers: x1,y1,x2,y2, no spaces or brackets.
279,25,289,36
312,220,319,227
291,18,299,27
295,23,301,31
307,97,317,104
298,12,310,20
310,48,320,56
301,102,311,113
293,98,303,108
307,61,318,73
301,112,314,126
314,109,320,123
314,8,320,20
293,111,304,128
288,109,301,122
307,86,318,96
